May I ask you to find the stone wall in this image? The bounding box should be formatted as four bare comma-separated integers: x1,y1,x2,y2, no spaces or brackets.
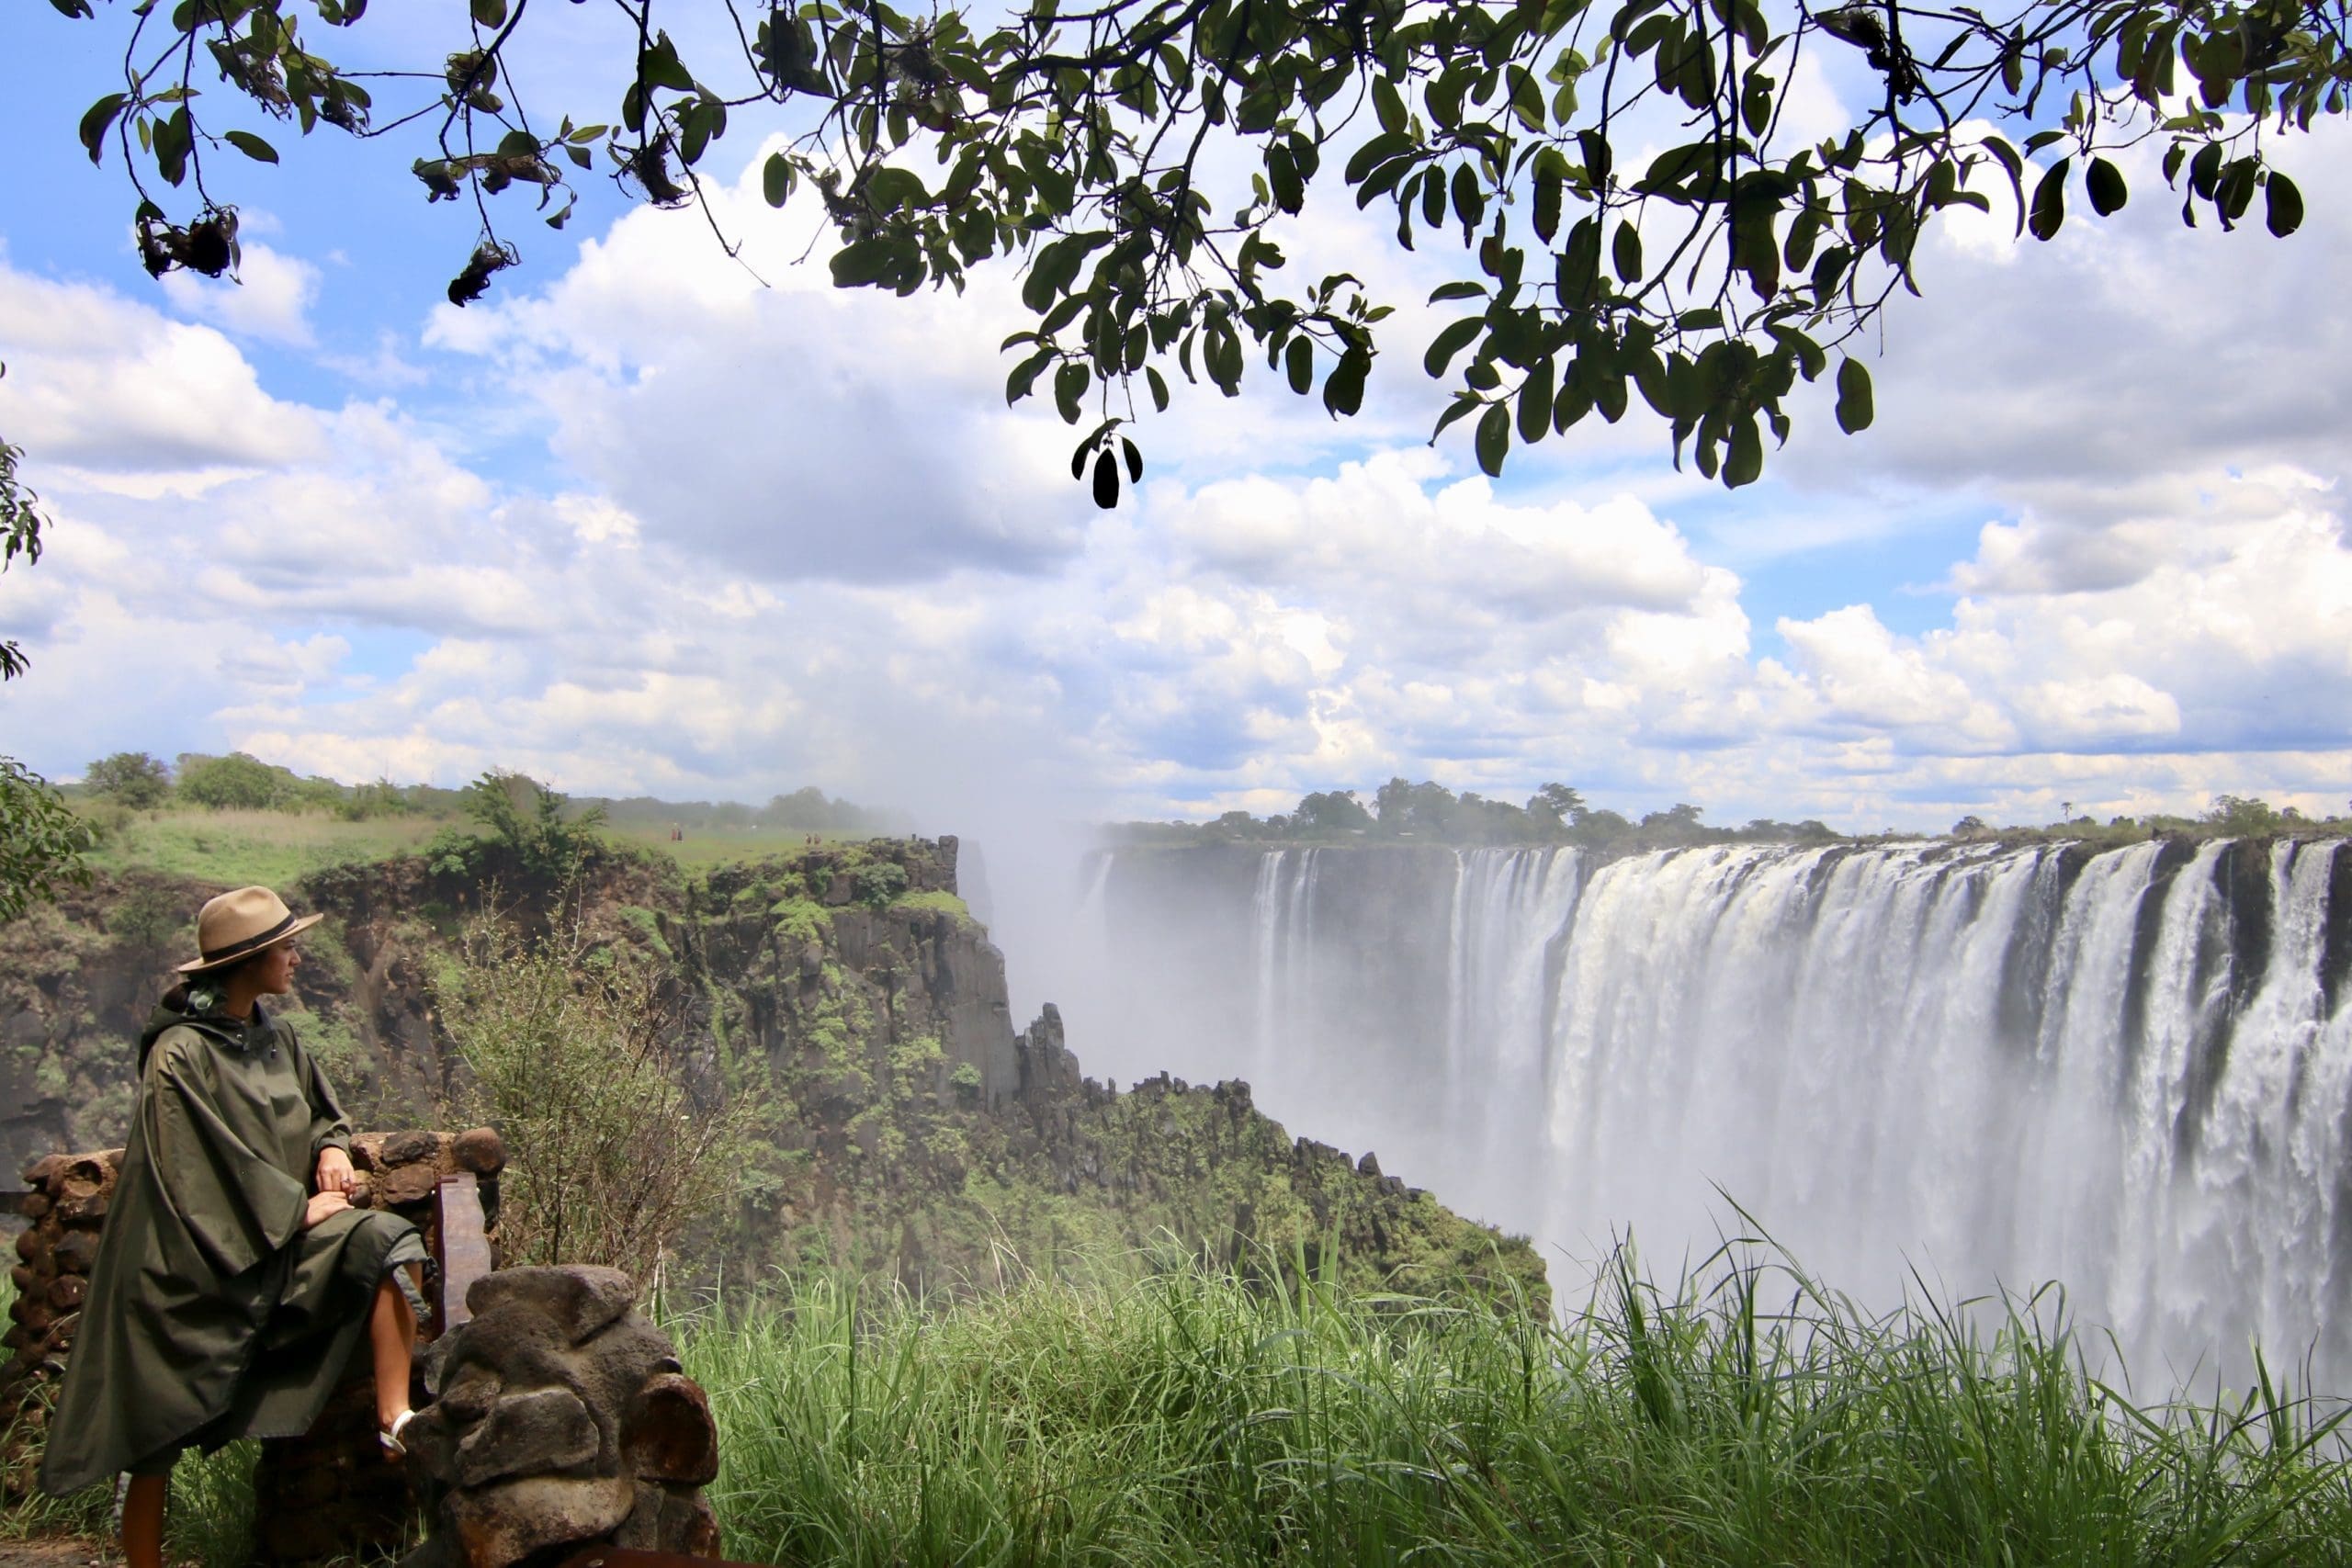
4,1128,505,1567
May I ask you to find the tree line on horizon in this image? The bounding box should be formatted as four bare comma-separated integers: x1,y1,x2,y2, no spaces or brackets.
69,750,895,835
1108,781,2346,850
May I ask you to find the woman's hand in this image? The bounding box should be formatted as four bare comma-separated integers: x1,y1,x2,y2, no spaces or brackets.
316,1146,356,1196
304,1190,351,1229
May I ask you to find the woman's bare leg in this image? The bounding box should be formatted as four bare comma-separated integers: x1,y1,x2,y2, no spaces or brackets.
369,1271,417,1437
122,1473,167,1568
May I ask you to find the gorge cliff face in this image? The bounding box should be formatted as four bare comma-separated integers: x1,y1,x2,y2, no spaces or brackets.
0,842,1545,1303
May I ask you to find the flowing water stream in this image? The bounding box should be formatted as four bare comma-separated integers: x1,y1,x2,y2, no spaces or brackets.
1086,837,2352,1390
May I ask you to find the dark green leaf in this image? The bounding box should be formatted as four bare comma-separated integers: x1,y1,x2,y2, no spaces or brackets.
2028,157,2069,241
2086,157,2127,216
1534,166,1563,242
472,0,507,26
1285,335,1314,394
2266,171,2304,237
1146,365,1170,412
1835,356,1873,434
1424,317,1484,378
1122,436,1144,482
1724,415,1762,487
1091,446,1120,508
831,238,893,287
223,130,280,164
1451,163,1485,231
865,166,926,209
1475,401,1510,476
1594,372,1628,423
1517,357,1554,443
1323,348,1368,417
78,93,126,165
763,152,792,208
1611,220,1643,283
1055,360,1090,423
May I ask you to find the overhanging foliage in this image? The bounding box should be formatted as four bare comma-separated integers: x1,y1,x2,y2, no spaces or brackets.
44,0,2352,500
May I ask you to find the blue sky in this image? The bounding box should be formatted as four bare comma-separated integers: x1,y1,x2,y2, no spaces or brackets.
3,5,2348,833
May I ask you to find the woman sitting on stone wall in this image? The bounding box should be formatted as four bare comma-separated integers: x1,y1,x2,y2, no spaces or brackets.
37,886,428,1568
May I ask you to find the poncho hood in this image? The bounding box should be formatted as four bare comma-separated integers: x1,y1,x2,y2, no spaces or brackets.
137,986,276,1071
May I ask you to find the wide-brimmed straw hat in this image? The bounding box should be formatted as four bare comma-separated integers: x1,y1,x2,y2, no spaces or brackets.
176,886,323,976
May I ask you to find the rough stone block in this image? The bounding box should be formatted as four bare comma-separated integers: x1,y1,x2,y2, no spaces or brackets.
43,1276,83,1313
55,1156,113,1201
16,1193,48,1222
447,1475,634,1568
381,1131,443,1168
622,1374,718,1486
457,1386,600,1488
51,1232,97,1274
452,1128,505,1175
465,1266,636,1346
614,1482,724,1555
11,1229,44,1266
55,1192,107,1225
375,1163,442,1208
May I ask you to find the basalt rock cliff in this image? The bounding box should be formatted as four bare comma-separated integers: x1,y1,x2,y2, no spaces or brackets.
1,840,1544,1303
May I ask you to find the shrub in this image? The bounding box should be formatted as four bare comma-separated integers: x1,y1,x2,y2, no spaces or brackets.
854,860,910,908
458,770,609,885
431,909,760,1271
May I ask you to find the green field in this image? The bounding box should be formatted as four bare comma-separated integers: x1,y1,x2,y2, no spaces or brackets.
78,807,453,886
74,806,868,887
601,820,862,867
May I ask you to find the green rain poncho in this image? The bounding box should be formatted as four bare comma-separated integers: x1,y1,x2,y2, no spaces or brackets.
37,991,424,1495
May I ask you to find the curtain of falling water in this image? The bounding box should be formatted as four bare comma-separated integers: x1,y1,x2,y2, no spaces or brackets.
1096,837,2352,1390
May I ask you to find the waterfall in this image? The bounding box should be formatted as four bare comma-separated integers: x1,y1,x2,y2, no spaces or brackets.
1250,850,1286,1085
1095,836,2352,1390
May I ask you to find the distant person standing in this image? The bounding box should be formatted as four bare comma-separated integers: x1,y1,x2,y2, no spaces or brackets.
38,887,429,1568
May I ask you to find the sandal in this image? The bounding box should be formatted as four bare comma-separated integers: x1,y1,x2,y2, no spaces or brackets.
380,1408,416,1460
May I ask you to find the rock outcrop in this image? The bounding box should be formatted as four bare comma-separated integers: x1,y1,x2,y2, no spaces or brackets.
401,1266,720,1568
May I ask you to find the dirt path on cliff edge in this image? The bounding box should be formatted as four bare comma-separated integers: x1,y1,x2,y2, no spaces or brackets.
0,1538,112,1567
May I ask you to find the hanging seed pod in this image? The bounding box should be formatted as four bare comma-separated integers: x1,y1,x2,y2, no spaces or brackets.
182,208,239,277
447,237,519,306
137,216,177,278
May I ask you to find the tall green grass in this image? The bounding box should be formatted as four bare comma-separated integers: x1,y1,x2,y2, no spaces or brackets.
677,1245,2352,1567
9,1247,2350,1564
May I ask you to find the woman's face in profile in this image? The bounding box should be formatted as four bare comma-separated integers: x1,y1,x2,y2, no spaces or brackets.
254,942,301,996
